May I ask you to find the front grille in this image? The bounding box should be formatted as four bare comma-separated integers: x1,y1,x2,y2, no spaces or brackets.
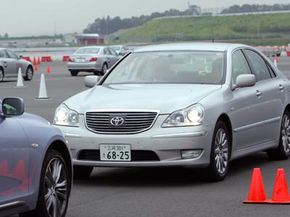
86,111,158,134
78,150,160,161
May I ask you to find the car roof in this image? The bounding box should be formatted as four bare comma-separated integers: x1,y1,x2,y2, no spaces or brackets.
133,42,247,53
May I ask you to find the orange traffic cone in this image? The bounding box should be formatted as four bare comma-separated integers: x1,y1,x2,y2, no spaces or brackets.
244,168,267,203
46,66,51,74
33,57,37,66
267,168,290,204
0,160,9,176
34,64,39,72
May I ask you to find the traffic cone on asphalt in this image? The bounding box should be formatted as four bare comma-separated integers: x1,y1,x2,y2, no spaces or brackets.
37,57,41,65
244,168,267,204
36,73,49,99
33,57,37,66
34,64,39,72
15,68,25,88
267,168,290,204
46,66,51,74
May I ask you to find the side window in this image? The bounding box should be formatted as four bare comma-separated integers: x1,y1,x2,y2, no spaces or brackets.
6,50,18,59
232,50,251,83
244,50,271,81
0,50,6,58
103,48,108,55
109,48,117,56
267,64,277,78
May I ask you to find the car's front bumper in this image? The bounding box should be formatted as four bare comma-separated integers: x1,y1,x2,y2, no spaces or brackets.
55,115,214,168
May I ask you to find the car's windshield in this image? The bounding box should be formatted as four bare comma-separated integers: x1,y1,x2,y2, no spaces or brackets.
75,47,100,54
103,51,225,84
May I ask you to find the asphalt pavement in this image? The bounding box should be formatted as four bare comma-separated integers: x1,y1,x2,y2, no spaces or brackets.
1,57,290,217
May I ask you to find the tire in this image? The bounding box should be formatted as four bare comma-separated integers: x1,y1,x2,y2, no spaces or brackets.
101,63,108,76
19,149,71,217
24,66,33,81
0,68,4,82
70,70,78,76
267,110,290,160
73,165,93,179
205,121,230,182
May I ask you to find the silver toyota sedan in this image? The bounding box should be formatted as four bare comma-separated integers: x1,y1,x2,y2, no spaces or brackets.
54,43,290,181
67,46,120,76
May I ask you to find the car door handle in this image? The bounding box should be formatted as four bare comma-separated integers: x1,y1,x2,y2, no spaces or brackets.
279,84,285,91
256,90,262,97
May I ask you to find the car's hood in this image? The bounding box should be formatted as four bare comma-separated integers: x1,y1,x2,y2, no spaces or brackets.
64,84,221,114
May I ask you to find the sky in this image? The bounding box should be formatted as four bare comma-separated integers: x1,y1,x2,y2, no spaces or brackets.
1,0,290,36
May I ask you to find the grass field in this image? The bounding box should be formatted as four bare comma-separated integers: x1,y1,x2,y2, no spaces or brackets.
117,13,290,45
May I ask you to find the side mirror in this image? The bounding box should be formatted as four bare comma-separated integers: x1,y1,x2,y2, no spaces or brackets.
2,97,24,116
84,75,100,88
18,55,23,59
235,74,256,88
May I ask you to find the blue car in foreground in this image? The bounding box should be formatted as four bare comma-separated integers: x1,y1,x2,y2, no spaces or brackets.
0,97,72,217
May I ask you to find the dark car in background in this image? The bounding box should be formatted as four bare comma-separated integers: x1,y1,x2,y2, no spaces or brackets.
0,97,72,217
67,46,120,76
0,48,34,82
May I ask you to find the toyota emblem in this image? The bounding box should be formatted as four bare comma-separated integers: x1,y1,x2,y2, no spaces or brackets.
110,116,125,126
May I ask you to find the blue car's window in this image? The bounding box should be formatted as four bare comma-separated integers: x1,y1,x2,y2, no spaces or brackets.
104,51,225,84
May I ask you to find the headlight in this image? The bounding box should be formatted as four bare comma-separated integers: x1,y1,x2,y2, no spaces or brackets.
53,104,79,126
162,104,204,127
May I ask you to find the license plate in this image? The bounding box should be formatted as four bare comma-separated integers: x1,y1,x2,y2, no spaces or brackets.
76,58,86,63
100,144,131,161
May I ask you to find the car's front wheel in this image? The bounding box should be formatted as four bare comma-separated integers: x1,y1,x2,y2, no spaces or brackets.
19,149,71,217
73,165,93,179
23,66,33,81
0,68,4,82
267,110,290,160
206,121,230,182
101,63,108,76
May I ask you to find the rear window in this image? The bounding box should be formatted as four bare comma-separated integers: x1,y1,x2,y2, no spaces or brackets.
75,48,100,54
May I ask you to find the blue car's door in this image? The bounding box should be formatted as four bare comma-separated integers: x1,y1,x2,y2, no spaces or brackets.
0,115,30,204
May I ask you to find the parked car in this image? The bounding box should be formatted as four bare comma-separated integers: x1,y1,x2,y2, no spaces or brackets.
54,42,290,181
67,46,120,77
0,48,34,82
109,45,131,56
0,97,72,217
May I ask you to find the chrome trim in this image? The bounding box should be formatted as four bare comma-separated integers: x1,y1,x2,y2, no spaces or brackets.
85,109,160,135
152,132,206,139
64,133,81,138
234,117,281,132
0,201,25,211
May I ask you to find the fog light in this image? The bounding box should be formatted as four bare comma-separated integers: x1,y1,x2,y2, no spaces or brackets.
181,150,203,159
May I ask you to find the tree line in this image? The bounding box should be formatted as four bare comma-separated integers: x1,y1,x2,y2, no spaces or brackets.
83,4,290,36
221,4,290,14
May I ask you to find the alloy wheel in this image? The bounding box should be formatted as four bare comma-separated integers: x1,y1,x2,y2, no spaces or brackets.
44,158,68,217
214,128,229,175
281,114,290,154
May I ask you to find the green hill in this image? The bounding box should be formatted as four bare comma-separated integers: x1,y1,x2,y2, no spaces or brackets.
117,13,290,45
